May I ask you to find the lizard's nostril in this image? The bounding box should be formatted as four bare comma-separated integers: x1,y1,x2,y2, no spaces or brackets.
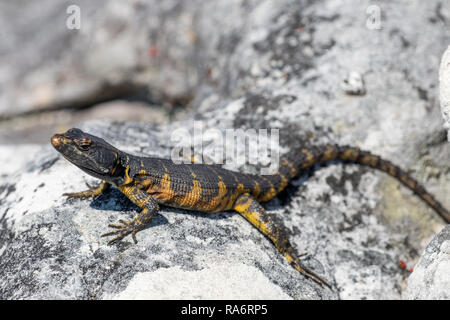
51,135,61,147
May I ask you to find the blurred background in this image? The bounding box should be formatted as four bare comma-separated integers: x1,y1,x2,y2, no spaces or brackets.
0,0,197,145
1,0,449,166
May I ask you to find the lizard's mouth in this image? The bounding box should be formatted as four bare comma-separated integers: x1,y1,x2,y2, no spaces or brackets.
50,135,60,147
77,164,105,176
62,152,109,177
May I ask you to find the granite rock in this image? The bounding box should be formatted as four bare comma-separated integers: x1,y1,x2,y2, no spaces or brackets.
405,225,450,300
440,45,450,138
1,0,450,300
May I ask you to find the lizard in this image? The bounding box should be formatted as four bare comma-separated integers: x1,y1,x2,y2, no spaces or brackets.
50,128,450,288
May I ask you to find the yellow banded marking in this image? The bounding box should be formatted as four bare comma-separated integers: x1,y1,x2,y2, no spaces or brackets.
340,148,360,161
224,171,252,209
135,207,149,225
118,184,134,198
226,183,245,210
277,174,289,193
283,252,294,264
178,180,202,207
281,160,298,177
157,173,175,201
238,207,273,240
207,180,228,212
321,145,338,162
300,149,316,168
361,155,379,167
252,180,261,198
204,166,230,212
123,165,133,185
258,176,276,202
233,197,252,212
241,173,255,194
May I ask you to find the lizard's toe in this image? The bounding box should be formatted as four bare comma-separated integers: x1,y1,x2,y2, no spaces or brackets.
102,219,140,244
63,191,94,199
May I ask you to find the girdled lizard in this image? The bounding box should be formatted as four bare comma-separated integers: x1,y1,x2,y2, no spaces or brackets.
51,128,450,288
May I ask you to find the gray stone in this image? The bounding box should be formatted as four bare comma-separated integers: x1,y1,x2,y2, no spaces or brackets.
405,225,450,300
440,45,450,138
0,0,198,117
341,72,366,96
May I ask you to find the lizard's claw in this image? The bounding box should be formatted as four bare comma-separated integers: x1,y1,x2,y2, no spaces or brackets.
101,219,141,244
291,257,332,290
63,190,94,199
85,181,97,190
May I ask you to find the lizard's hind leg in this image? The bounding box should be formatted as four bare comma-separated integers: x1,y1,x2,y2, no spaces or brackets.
233,193,331,288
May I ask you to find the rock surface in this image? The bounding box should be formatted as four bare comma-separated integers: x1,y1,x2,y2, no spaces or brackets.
440,45,450,138
106,263,293,300
0,0,198,117
1,0,450,300
405,225,450,300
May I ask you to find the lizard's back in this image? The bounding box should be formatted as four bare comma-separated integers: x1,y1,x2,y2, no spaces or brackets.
130,144,450,223
130,156,282,212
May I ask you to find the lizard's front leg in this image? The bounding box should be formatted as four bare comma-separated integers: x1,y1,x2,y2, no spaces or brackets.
64,180,111,199
101,184,159,244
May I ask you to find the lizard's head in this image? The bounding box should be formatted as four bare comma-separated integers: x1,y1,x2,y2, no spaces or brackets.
51,128,122,180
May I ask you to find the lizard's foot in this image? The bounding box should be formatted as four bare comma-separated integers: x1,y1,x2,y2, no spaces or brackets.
64,181,110,200
291,258,332,290
101,219,142,244
284,247,331,289
64,191,94,199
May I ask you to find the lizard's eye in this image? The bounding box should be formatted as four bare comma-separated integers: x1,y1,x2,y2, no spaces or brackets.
77,139,91,151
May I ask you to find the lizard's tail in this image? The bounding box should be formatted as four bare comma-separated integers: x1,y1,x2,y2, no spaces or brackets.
273,144,450,223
